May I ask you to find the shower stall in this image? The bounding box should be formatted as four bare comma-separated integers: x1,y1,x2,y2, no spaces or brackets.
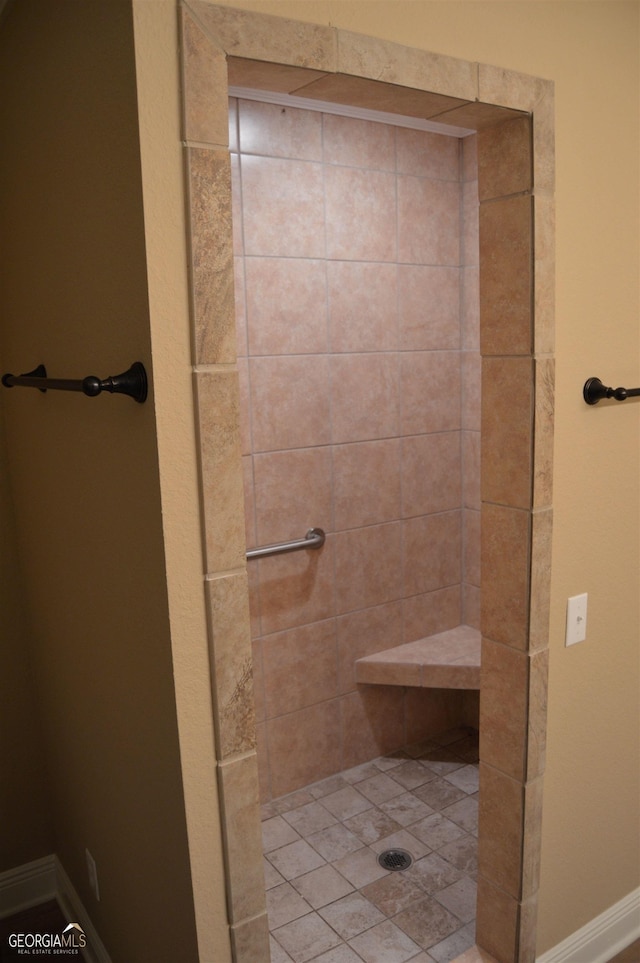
231,92,482,801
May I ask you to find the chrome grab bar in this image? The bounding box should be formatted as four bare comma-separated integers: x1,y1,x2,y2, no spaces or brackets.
246,527,325,561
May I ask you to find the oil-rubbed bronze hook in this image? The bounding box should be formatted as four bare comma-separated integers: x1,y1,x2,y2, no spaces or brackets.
2,362,148,403
583,377,640,405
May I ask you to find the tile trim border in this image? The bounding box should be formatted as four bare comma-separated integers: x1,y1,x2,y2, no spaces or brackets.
178,4,555,961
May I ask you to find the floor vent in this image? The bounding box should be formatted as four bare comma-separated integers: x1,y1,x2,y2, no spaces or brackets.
377,849,413,872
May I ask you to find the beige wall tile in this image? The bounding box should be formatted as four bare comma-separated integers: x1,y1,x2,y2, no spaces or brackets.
336,600,404,694
402,433,461,517
476,875,518,963
234,256,247,357
190,1,337,71
529,507,553,648
241,454,255,545
331,352,400,443
329,261,398,352
236,357,251,455
230,912,270,963
462,134,478,182
187,148,236,365
462,351,481,431
195,368,246,572
249,355,331,452
481,504,530,649
526,648,549,782
481,356,533,510
237,98,322,160
532,85,555,193
464,509,481,588
462,266,480,349
478,116,532,202
227,56,329,93
268,700,342,797
326,166,398,261
478,64,551,114
335,523,403,614
245,257,328,356
325,111,397,170
403,512,462,599
180,7,228,146
341,686,405,769
334,439,402,529
402,585,462,643
399,265,461,351
397,127,460,180
518,893,540,963
463,179,480,266
435,101,526,131
462,431,481,511
241,155,325,258
522,775,544,900
337,29,478,101
255,720,270,801
533,193,556,356
206,572,256,758
480,194,533,357
400,351,461,435
405,688,465,743
463,583,481,630
257,537,335,635
252,447,333,545
252,639,264,722
533,358,555,509
462,690,481,729
478,763,523,898
357,658,422,687
480,639,528,781
230,152,243,255
398,177,460,265
218,752,267,924
298,71,470,121
262,619,338,718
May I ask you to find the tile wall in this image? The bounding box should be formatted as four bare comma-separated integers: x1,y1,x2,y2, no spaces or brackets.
231,98,481,801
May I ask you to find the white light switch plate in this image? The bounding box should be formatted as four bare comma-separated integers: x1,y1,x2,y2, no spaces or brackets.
566,593,588,646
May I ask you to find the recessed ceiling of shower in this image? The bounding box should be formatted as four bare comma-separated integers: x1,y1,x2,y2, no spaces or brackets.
228,84,476,138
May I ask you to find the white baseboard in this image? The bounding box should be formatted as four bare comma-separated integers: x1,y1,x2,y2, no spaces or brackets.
0,855,57,917
0,854,111,963
54,857,111,963
536,887,640,963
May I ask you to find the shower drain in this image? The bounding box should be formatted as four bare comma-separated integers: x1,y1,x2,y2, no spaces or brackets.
377,848,413,872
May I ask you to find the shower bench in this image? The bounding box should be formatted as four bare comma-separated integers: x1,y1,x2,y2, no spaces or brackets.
355,624,481,689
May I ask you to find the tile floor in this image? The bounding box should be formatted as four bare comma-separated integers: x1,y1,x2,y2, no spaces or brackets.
261,727,479,963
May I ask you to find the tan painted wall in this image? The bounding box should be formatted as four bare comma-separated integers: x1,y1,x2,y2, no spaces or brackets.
0,1,209,959
135,0,638,956
0,400,53,870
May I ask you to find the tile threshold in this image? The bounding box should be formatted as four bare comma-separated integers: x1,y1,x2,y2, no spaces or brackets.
355,625,481,689
451,946,499,963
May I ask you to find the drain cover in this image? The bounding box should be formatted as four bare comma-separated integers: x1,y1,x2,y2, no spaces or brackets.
377,849,413,872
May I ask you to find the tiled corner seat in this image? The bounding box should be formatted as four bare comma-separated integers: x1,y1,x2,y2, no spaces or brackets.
355,624,481,689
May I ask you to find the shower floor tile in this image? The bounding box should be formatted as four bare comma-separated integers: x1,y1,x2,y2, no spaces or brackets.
264,726,479,962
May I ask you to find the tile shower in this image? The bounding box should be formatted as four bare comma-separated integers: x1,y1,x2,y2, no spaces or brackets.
231,96,481,802
182,8,555,958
